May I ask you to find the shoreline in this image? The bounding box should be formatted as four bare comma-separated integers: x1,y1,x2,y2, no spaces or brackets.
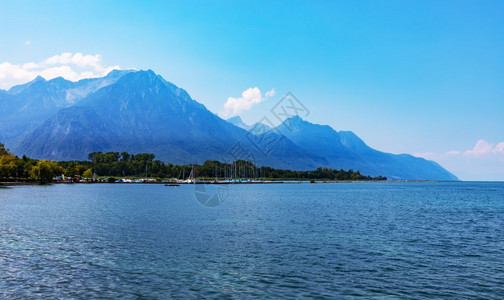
1,180,445,187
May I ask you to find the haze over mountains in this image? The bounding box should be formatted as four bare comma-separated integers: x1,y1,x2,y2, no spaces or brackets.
0,70,458,180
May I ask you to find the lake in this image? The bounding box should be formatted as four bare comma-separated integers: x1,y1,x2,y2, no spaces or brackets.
1,182,504,298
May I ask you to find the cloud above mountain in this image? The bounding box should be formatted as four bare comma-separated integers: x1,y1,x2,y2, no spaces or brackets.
415,139,504,180
417,139,504,159
453,140,504,157
220,87,275,118
493,142,504,155
0,52,121,89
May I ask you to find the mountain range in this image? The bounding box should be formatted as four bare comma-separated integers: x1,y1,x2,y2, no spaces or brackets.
0,70,458,180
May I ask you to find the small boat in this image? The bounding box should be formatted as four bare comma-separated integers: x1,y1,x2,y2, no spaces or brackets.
165,183,180,187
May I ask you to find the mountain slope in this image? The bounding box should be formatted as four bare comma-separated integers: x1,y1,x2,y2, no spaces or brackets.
276,116,458,180
12,70,327,170
14,106,110,160
227,116,250,130
0,70,133,145
3,69,457,179
227,116,273,135
276,116,367,171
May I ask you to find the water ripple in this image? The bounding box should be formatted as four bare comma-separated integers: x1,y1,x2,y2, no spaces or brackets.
1,182,504,298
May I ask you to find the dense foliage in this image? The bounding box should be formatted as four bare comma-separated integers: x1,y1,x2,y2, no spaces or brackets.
196,160,386,181
0,143,64,183
0,146,386,182
0,143,39,181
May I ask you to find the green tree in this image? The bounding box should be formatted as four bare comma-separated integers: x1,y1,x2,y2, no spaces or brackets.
0,154,17,179
29,160,62,183
103,152,120,163
74,164,86,176
83,168,93,181
120,152,131,162
88,152,103,163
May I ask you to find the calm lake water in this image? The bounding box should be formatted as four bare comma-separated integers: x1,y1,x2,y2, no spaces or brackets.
1,182,504,298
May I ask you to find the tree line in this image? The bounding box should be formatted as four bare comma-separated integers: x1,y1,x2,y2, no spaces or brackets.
0,143,64,183
0,144,387,183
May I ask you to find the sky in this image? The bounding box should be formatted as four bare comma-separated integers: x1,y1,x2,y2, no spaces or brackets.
0,0,503,180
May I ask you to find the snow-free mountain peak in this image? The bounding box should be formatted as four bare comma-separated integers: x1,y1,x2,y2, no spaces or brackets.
227,116,249,129
8,75,47,95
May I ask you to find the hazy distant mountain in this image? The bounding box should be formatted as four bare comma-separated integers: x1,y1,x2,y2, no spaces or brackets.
276,116,458,180
227,116,273,135
276,116,362,169
13,106,111,160
1,69,458,179
227,116,250,130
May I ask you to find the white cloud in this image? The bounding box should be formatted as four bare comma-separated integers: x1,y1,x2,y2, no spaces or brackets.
493,142,504,155
23,40,31,46
220,87,276,118
443,140,504,157
0,52,121,90
265,88,276,97
22,62,39,70
414,140,504,180
464,140,494,156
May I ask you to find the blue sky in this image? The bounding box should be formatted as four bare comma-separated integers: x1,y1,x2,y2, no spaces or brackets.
1,0,503,180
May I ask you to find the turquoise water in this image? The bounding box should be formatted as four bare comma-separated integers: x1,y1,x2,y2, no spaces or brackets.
1,182,503,298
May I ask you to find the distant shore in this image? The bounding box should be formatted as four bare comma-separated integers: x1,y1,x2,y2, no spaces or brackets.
0,180,443,187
